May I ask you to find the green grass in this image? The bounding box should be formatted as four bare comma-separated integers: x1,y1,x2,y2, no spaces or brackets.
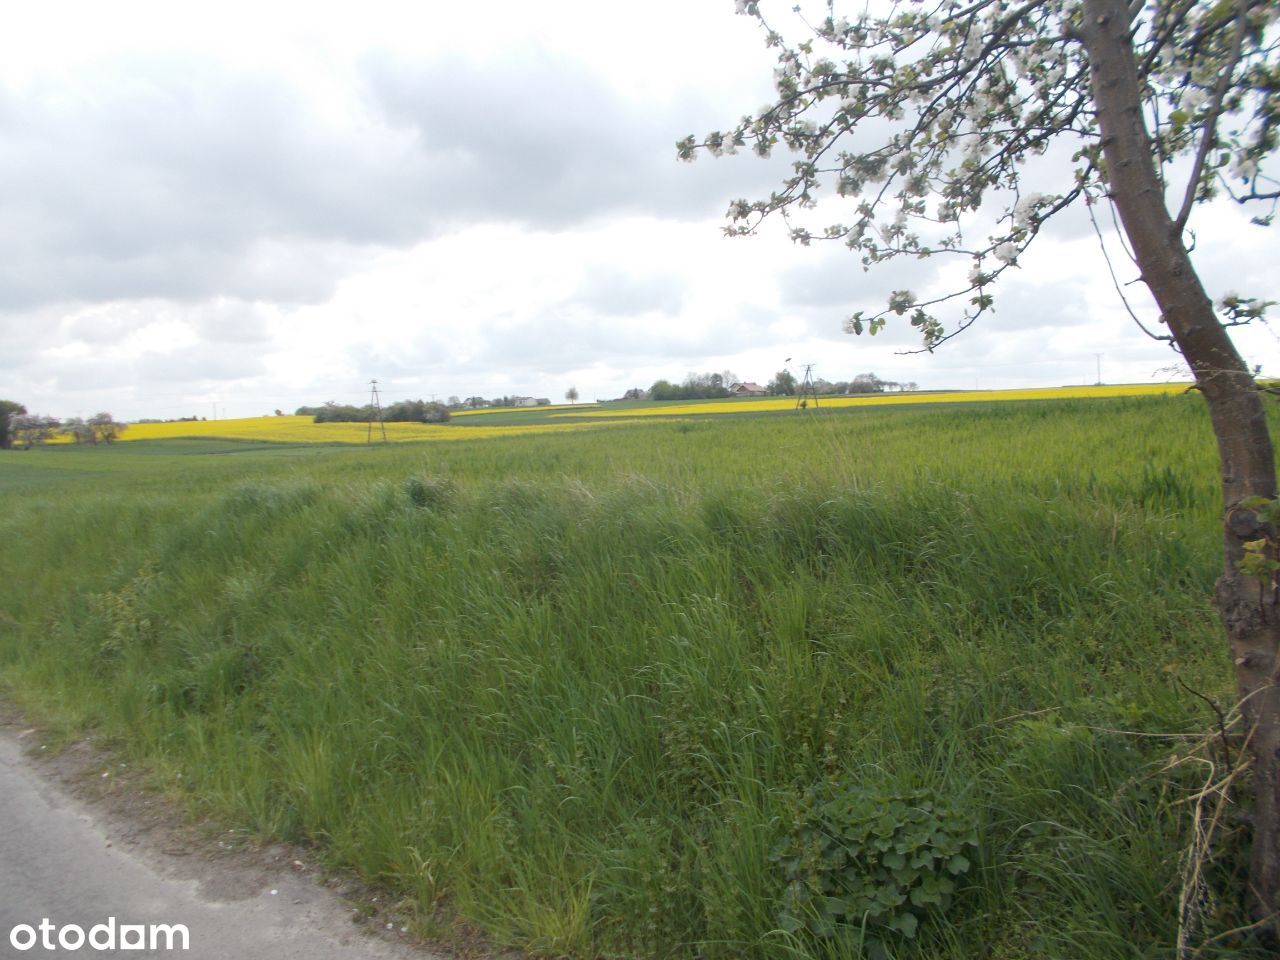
0,394,1271,959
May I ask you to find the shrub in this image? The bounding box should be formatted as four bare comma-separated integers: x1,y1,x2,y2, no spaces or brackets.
771,782,977,957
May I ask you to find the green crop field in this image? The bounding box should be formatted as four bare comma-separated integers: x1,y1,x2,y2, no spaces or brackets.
1,394,1272,959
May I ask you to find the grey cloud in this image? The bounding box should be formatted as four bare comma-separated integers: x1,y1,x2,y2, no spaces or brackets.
779,247,945,313
574,267,687,317
0,60,408,310
131,343,267,384
478,311,726,375
0,48,789,313
472,298,787,377
359,51,792,228
982,278,1095,334
190,300,277,345
61,311,140,345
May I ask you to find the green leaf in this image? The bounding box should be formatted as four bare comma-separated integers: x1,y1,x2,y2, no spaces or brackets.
890,912,919,938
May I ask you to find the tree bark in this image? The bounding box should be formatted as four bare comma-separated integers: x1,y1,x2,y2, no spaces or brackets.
1079,0,1280,926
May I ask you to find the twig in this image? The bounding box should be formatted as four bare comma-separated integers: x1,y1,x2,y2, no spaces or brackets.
1175,676,1235,768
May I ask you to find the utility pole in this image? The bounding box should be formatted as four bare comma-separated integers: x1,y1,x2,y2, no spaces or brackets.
367,380,387,444
796,363,820,411
1095,353,1103,386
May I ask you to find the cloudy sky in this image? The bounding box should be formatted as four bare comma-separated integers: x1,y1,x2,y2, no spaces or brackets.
2,0,1277,420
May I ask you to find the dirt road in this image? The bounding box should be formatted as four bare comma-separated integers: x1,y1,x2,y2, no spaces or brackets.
0,729,442,959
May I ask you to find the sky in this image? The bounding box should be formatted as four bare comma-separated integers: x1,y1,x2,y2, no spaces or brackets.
2,0,1277,421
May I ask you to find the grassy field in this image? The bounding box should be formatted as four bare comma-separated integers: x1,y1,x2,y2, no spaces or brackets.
0,392,1271,959
53,382,1191,442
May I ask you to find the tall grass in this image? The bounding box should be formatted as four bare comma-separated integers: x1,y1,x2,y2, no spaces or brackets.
0,395,1270,958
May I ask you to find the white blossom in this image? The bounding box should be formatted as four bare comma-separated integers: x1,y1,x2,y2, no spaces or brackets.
1181,87,1207,112
1230,155,1258,181
1013,193,1045,229
994,242,1018,264
888,290,917,312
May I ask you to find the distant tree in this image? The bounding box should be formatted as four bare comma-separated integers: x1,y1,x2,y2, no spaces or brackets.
61,417,92,444
848,372,888,394
466,396,490,409
274,409,285,416
87,412,125,444
0,400,27,450
372,399,451,424
447,396,462,409
647,373,734,401
648,379,678,401
9,414,59,449
565,386,580,404
308,401,375,423
684,372,732,398
622,387,646,400
420,402,450,423
768,369,797,396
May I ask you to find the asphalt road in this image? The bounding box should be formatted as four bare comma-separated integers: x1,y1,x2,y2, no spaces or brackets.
0,731,438,959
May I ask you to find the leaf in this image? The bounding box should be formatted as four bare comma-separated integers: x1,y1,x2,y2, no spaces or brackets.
947,853,971,875
890,912,919,938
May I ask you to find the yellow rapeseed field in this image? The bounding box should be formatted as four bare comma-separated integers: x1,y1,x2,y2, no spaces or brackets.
451,402,580,417
98,416,619,444
550,382,1190,418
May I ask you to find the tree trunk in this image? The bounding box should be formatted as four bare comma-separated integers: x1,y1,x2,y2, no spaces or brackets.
1079,0,1280,926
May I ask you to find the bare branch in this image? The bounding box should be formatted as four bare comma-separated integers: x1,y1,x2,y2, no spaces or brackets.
1086,192,1175,343
1173,0,1251,233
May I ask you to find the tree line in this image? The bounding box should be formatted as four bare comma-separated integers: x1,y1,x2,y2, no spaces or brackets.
637,371,919,401
1,401,125,449
295,399,450,424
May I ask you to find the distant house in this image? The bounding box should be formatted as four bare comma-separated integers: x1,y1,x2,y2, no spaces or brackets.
731,382,767,397
512,397,539,407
